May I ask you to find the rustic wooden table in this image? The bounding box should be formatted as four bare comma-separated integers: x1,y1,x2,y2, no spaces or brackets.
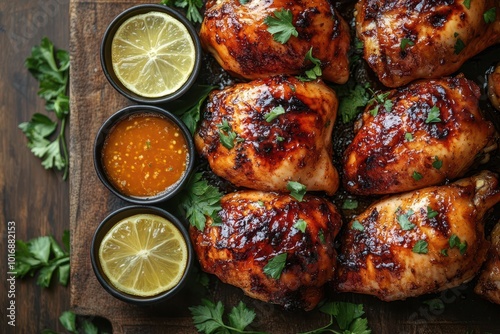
2,0,500,333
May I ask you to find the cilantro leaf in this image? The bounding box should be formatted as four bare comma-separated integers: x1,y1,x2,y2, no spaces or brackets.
287,181,307,201
217,120,239,149
484,7,496,24
265,106,286,122
161,0,203,23
335,82,370,123
263,253,287,279
412,240,428,254
170,85,216,135
228,301,257,331
454,34,466,55
293,219,307,233
264,9,298,44
397,208,415,231
412,171,423,181
405,132,414,141
342,199,359,210
432,156,443,170
427,206,439,219
180,173,223,231
301,48,322,81
400,38,414,51
352,220,365,232
425,105,442,123
463,0,471,9
15,232,70,288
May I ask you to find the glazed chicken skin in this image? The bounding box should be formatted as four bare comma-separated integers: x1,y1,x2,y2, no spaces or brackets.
190,191,343,310
356,0,500,87
200,0,350,83
195,76,339,195
475,222,500,304
488,63,500,110
336,171,500,301
344,75,496,196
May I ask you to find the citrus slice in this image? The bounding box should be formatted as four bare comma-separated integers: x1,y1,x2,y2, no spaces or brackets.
111,11,196,98
98,213,188,297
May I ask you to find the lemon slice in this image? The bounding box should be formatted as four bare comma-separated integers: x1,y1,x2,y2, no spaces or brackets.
98,213,188,297
111,11,196,98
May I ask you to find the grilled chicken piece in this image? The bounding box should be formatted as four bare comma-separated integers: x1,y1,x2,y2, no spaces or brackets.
344,75,496,196
336,171,500,302
190,191,343,310
195,76,339,195
488,63,500,110
200,0,350,83
355,0,500,87
475,222,500,304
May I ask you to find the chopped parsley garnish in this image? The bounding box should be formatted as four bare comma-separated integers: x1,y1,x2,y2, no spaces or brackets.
441,249,449,256
454,33,466,54
484,7,496,24
301,48,322,81
463,0,472,9
318,229,326,244
400,38,414,51
217,120,238,149
263,253,287,279
293,219,307,233
335,82,371,123
449,234,468,255
265,106,286,122
287,181,307,201
412,240,429,254
264,9,298,44
425,105,442,123
412,171,423,181
432,156,443,170
427,206,439,219
397,208,415,230
342,199,359,210
405,132,414,142
352,220,365,232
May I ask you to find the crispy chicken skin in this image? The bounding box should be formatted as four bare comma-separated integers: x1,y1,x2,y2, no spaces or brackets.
343,75,496,196
195,76,339,195
475,222,500,304
200,0,350,83
488,63,500,110
336,171,500,301
189,191,343,310
355,0,500,87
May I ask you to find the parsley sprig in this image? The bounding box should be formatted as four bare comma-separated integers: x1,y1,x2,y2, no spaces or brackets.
15,231,70,288
299,301,371,334
20,37,70,180
190,299,268,334
160,0,204,23
264,9,298,44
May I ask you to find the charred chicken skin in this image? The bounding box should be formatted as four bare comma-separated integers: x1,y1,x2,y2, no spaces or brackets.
344,75,496,196
475,222,500,304
195,76,339,195
190,191,343,310
336,171,500,302
355,0,500,87
200,0,350,83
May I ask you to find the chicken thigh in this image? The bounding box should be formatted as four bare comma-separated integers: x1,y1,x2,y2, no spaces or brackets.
195,76,339,195
336,171,500,301
356,0,500,87
475,222,500,304
190,191,343,310
344,75,496,196
488,63,500,111
200,0,350,83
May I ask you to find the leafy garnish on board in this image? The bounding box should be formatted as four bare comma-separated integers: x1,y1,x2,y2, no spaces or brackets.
160,0,204,23
179,172,223,231
299,301,371,334
15,231,70,288
20,37,70,180
190,299,268,334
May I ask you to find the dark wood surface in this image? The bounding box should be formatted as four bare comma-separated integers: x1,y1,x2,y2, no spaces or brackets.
1,0,70,333
3,0,500,333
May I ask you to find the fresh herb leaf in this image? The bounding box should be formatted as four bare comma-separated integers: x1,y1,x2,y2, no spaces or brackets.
454,34,466,54
264,9,298,44
459,241,468,255
400,38,414,51
335,82,370,123
441,248,448,256
449,234,461,248
412,240,428,254
432,156,443,170
427,206,439,219
425,105,441,123
293,219,307,233
22,37,70,179
405,132,414,141
287,181,307,201
342,199,359,210
352,220,365,232
59,311,77,333
217,120,238,149
301,47,322,81
265,106,286,122
239,0,249,4
170,85,215,135
263,253,287,279
228,301,257,331
397,208,415,230
423,298,445,311
463,0,471,9
15,232,70,288
318,229,326,244
484,7,496,24
179,173,223,230
412,171,423,181
161,0,203,23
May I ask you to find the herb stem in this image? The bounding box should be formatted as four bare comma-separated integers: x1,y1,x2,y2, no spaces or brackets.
59,116,69,180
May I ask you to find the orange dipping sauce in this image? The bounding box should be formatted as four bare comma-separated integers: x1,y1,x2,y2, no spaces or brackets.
102,113,189,197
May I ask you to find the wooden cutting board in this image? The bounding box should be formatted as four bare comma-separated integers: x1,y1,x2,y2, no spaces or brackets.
68,1,500,333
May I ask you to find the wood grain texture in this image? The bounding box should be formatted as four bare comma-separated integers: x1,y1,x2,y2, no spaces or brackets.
67,1,500,334
1,0,70,333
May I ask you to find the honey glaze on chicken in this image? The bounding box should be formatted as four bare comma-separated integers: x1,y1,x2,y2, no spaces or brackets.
189,191,343,310
336,171,500,301
200,0,351,83
475,221,500,304
343,75,497,196
195,76,339,195
356,0,500,87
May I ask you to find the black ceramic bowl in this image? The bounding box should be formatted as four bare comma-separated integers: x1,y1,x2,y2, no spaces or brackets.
100,4,202,104
93,104,195,204
90,205,194,305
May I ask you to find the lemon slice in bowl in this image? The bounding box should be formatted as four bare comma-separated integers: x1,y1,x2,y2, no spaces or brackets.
98,213,188,297
111,11,196,98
